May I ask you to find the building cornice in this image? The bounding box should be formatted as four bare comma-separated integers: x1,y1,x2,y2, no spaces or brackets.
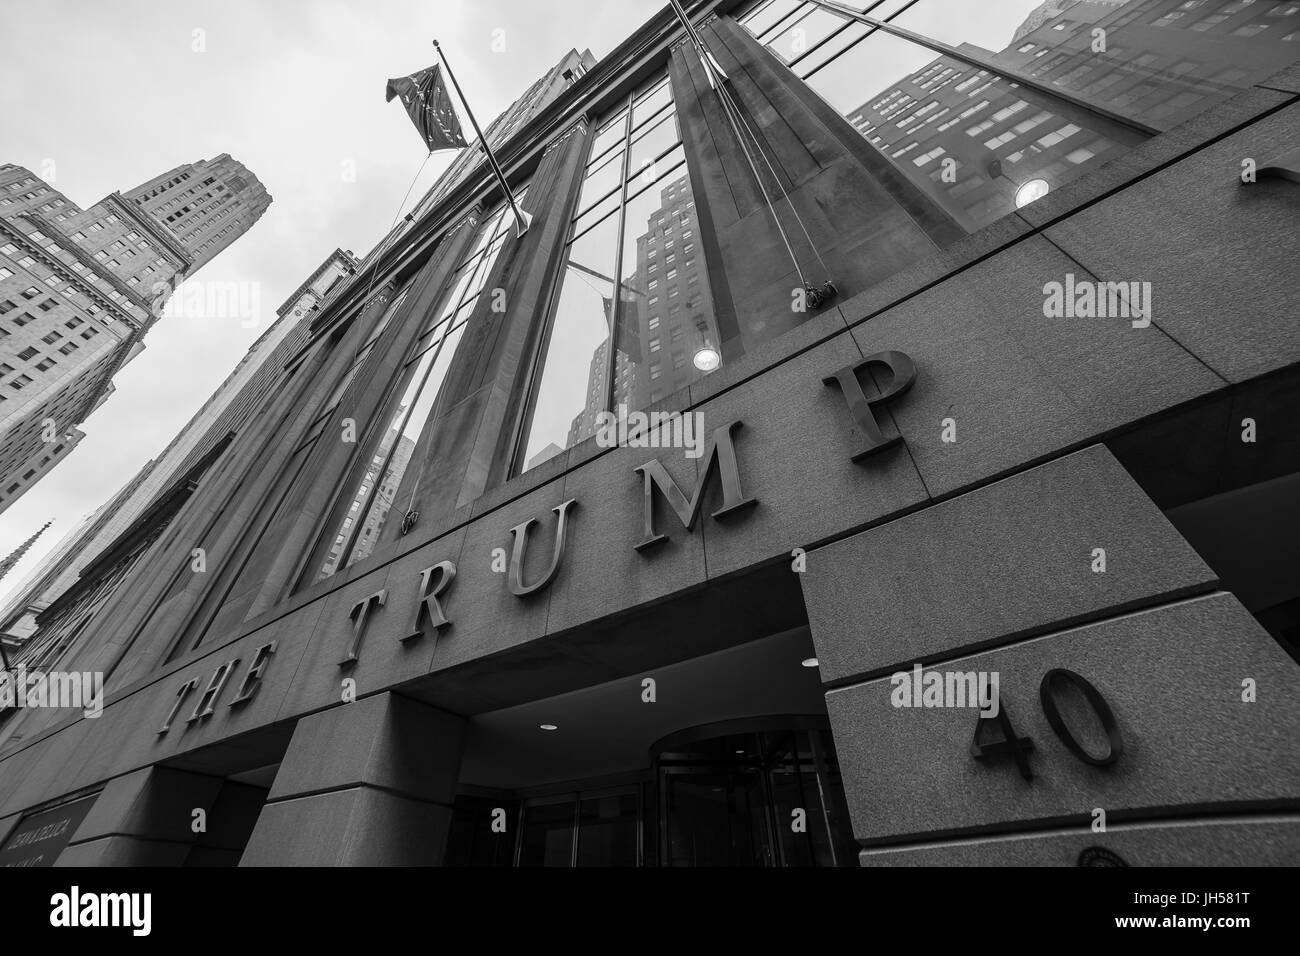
0,214,146,330
276,248,359,318
103,192,194,275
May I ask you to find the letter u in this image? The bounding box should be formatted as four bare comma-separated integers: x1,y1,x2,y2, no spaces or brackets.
508,499,578,597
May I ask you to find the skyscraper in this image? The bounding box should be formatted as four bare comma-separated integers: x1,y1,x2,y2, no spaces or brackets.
0,155,271,515
2,2,1297,870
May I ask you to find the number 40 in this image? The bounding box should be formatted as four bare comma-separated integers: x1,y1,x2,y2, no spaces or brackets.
970,669,1123,781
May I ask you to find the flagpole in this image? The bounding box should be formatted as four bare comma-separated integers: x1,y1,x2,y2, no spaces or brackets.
432,39,533,238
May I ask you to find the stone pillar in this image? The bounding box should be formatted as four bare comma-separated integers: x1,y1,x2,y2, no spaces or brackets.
667,15,965,359
239,692,465,866
799,445,1300,866
54,766,223,866
376,118,594,535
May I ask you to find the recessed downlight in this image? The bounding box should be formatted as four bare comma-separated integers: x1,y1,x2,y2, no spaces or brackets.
539,724,558,731
802,657,819,668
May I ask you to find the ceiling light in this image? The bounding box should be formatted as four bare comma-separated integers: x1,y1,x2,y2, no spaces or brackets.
801,658,819,668
539,724,558,731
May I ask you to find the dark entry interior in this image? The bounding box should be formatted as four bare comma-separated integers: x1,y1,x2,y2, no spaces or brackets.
1108,366,1300,664
656,719,856,867
443,627,858,866
164,722,292,867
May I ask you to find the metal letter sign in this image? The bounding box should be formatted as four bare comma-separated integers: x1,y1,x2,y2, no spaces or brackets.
823,350,917,461
634,420,757,552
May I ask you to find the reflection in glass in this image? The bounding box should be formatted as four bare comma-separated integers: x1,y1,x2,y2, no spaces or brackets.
313,196,522,581
656,726,856,867
613,169,719,418
577,791,640,866
525,211,619,470
739,0,1300,231
518,797,576,867
521,73,721,473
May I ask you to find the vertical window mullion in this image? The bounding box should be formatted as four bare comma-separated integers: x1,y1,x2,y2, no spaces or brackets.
602,97,637,417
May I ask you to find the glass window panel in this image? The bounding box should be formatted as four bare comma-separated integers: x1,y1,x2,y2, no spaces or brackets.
577,146,625,215
893,0,1086,54
744,0,810,42
627,114,681,184
797,18,872,77
892,0,1300,129
519,797,576,867
614,171,719,413
522,78,721,474
632,78,672,129
345,321,466,569
313,194,524,581
799,23,1125,232
626,145,686,201
576,791,639,867
861,0,920,17
317,409,405,580
766,6,850,63
521,211,619,471
588,110,629,165
804,23,935,115
572,191,621,240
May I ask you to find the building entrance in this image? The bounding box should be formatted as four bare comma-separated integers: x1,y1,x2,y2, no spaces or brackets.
656,720,856,867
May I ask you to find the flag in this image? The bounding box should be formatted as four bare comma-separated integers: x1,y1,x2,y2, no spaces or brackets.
385,64,468,153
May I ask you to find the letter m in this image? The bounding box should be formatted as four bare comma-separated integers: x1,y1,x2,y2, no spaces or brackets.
633,420,756,552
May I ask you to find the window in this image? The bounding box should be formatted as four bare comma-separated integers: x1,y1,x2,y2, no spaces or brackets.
35,358,56,371
738,0,1300,234
313,193,526,582
520,73,721,472
17,346,39,360
0,268,12,280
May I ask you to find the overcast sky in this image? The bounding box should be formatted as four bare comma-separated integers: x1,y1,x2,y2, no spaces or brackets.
0,0,665,605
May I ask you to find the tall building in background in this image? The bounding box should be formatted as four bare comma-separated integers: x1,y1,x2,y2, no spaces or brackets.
558,171,718,461
0,519,48,586
0,155,271,515
5,8,1295,869
0,247,356,642
123,155,272,274
846,0,1299,232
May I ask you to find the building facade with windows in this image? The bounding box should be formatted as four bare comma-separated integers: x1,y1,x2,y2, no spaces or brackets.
0,0,1297,867
0,155,270,516
0,248,358,647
